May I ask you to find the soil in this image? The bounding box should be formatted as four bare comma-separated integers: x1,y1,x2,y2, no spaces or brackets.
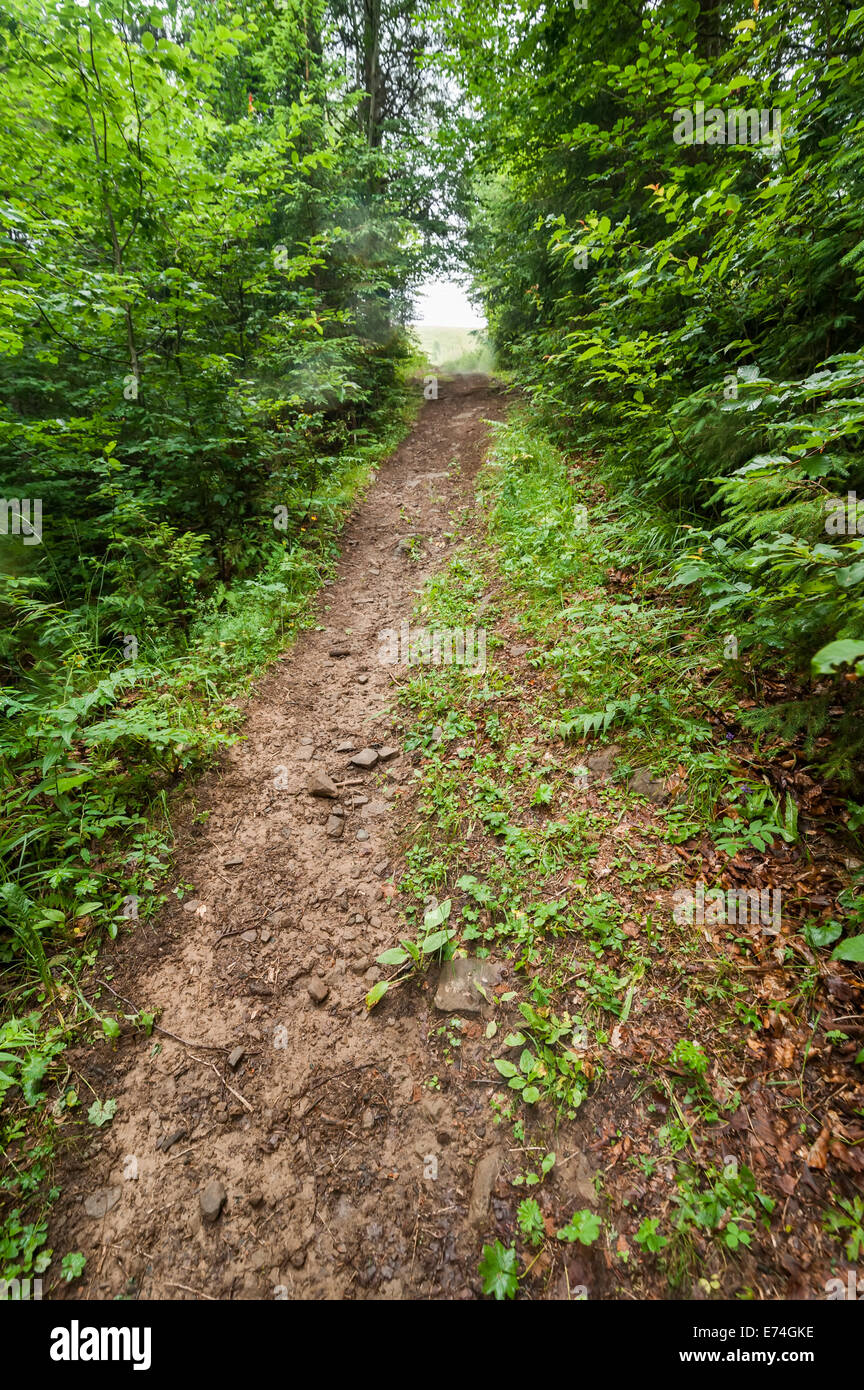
50,374,524,1301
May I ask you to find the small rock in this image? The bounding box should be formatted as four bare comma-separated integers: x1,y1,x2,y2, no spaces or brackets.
248,1191,264,1208
295,746,315,761
307,977,329,1005
182,898,201,913
468,1152,500,1228
349,748,379,770
336,740,355,753
224,856,245,868
434,958,502,1014
200,1179,227,1225
329,647,352,658
373,860,391,877
241,929,257,943
628,767,668,804
356,829,370,841
260,928,273,944
356,674,369,685
378,747,399,762
84,1186,122,1219
227,1046,246,1071
307,770,338,798
326,815,345,839
585,744,622,778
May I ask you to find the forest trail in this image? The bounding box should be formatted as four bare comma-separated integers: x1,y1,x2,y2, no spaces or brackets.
49,376,512,1301
45,377,864,1306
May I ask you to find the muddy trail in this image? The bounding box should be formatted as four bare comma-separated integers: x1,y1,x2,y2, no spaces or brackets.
48,374,864,1306
51,375,516,1302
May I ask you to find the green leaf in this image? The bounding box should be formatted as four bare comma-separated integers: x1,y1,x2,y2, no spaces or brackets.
494,1057,518,1078
376,947,410,967
831,934,864,962
556,1209,602,1245
61,1252,87,1282
478,1241,519,1300
423,898,452,931
365,980,389,1010
421,927,455,954
811,640,864,676
87,1098,117,1128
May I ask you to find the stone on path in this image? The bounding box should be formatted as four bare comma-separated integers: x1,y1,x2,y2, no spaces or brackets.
434,958,502,1014
307,770,338,798
200,1179,227,1226
468,1152,500,1228
349,748,379,770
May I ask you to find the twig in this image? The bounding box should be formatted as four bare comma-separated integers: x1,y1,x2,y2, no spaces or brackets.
196,1056,254,1113
164,1281,216,1301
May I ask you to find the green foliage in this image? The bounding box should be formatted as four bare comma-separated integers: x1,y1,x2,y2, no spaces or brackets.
444,0,864,764
556,1209,602,1246
478,1239,519,1300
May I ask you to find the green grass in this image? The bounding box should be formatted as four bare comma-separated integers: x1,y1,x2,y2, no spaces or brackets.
377,406,863,1298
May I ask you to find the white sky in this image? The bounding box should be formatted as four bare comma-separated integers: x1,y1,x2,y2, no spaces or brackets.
411,278,485,328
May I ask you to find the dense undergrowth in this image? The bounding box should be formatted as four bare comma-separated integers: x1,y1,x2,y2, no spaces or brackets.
443,0,864,779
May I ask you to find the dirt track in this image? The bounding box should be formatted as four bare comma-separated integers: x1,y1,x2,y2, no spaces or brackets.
51,375,517,1301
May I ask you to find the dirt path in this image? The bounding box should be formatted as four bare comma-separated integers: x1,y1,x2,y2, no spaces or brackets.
51,375,509,1301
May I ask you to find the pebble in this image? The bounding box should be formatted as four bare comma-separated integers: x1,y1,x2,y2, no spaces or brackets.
200,1179,227,1225
227,1046,246,1070
307,977,329,1005
356,829,370,841
350,748,379,769
307,770,338,798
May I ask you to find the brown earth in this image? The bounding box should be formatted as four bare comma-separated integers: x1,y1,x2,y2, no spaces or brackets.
49,374,533,1301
